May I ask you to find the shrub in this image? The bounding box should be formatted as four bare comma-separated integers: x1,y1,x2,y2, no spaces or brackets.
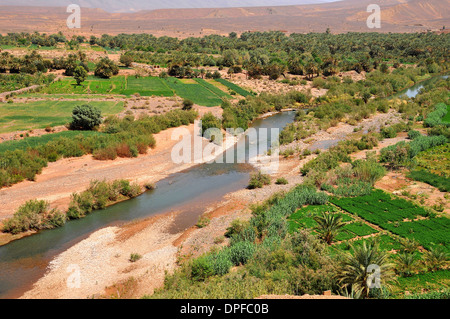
190,256,214,281
129,253,142,263
70,104,103,130
225,219,249,238
424,103,448,128
380,126,398,139
196,216,210,228
248,171,271,189
2,200,63,234
275,177,289,185
182,99,194,110
209,250,233,276
229,241,256,266
93,147,117,160
407,130,421,140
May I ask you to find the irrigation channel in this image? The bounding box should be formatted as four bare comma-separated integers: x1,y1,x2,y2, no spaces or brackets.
0,73,447,298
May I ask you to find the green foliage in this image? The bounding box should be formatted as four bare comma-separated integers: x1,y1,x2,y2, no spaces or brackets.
73,65,88,85
2,200,66,234
379,135,448,169
67,179,142,219
200,113,222,141
407,130,421,140
314,212,346,245
337,240,394,298
408,170,450,192
424,103,449,128
275,177,289,185
129,253,142,263
70,104,103,130
94,57,119,79
248,171,271,189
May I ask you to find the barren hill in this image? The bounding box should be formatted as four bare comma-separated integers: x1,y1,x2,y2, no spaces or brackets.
0,0,448,37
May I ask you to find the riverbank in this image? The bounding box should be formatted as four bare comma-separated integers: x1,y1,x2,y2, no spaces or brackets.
0,106,225,246
18,109,414,299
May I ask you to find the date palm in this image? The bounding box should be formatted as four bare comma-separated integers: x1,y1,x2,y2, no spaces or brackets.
314,212,345,245
337,240,394,298
395,252,419,277
423,246,449,271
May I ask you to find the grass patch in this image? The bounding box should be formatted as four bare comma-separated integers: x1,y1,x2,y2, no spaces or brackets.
0,100,123,133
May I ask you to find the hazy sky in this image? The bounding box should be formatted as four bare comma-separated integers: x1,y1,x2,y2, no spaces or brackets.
0,0,341,12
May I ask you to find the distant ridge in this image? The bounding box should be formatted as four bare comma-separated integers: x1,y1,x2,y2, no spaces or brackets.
0,0,448,37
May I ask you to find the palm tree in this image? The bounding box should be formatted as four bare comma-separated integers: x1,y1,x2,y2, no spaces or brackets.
395,252,419,277
337,240,395,298
314,212,345,245
423,246,449,272
399,238,420,254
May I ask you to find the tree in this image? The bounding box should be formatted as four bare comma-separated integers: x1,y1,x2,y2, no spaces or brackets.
423,246,449,272
70,105,103,130
120,54,133,67
74,66,87,86
395,252,419,277
314,212,345,245
337,241,394,298
94,57,119,79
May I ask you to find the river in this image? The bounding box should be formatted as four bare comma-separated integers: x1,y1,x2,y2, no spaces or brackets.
0,110,295,298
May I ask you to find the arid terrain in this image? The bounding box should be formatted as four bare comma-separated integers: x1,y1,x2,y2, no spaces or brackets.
0,0,448,37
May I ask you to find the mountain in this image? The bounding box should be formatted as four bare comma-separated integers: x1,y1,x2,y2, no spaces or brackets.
0,0,448,36
0,0,337,13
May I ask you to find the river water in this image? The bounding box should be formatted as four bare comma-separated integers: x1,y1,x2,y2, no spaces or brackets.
0,110,295,298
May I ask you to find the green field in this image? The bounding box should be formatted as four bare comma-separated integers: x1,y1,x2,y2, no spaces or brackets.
0,100,123,133
194,78,232,99
123,76,173,96
288,204,379,243
215,79,253,97
41,75,174,96
331,190,450,252
41,76,128,95
34,76,246,106
393,270,450,296
163,77,226,107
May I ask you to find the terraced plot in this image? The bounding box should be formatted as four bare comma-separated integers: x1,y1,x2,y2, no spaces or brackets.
331,190,450,252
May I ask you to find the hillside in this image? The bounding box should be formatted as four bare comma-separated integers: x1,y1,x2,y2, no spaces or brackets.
0,0,448,37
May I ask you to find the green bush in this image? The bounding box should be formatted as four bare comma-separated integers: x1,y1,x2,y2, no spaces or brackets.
190,256,215,281
70,104,103,130
2,200,65,234
248,171,271,189
229,241,257,266
275,177,289,185
424,103,449,128
407,130,421,140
